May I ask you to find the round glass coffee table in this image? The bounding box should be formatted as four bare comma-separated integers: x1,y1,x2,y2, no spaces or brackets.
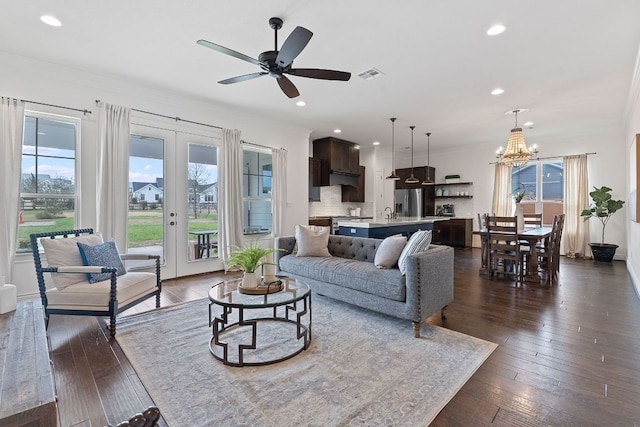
208,276,311,367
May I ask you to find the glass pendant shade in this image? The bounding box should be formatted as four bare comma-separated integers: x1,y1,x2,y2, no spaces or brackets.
422,132,434,185
385,117,400,180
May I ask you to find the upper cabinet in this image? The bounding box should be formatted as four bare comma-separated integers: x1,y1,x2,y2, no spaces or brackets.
313,137,360,182
342,165,365,202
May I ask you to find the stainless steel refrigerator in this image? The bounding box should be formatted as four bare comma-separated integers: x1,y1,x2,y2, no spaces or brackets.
394,188,423,217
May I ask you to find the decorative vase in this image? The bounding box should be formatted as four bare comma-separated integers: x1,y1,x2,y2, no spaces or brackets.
514,203,525,231
242,271,258,289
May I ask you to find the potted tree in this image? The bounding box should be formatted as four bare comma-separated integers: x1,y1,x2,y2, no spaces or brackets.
225,242,278,288
581,186,625,262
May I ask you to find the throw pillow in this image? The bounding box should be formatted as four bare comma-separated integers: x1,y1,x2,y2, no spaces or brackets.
374,234,407,269
40,233,104,289
294,225,331,257
398,230,433,275
77,240,127,284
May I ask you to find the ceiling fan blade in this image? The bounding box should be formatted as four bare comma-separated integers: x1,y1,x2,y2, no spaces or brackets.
218,72,267,85
197,39,263,67
276,75,300,98
288,68,351,81
276,26,313,68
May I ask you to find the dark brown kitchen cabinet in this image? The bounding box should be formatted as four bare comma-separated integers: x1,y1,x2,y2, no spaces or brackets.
309,157,321,201
313,137,360,183
432,218,472,247
394,166,436,189
342,165,365,202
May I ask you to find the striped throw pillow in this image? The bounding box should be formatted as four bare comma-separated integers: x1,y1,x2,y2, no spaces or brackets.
398,230,433,275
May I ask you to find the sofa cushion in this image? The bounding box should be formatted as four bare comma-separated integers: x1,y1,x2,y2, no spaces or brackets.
279,255,406,301
374,235,407,269
295,225,331,257
398,230,432,275
40,233,104,290
77,240,127,284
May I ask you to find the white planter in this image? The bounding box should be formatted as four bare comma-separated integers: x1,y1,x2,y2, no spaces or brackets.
242,272,258,289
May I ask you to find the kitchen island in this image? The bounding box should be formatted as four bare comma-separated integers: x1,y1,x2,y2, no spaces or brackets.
337,217,448,239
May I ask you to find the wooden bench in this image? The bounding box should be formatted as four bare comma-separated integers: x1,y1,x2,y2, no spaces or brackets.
0,299,58,426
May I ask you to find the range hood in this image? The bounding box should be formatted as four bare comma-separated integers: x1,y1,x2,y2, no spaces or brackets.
329,172,358,187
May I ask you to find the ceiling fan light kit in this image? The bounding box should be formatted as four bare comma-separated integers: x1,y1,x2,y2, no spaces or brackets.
197,17,351,98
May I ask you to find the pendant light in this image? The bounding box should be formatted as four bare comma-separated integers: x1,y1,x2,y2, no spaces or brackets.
422,132,434,185
496,109,537,167
385,117,400,180
405,125,419,184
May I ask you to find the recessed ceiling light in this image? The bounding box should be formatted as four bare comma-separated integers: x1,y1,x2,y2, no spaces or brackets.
334,129,342,133
491,88,504,95
40,15,62,27
523,121,534,127
296,100,306,107
354,145,360,150
373,141,380,146
487,24,505,36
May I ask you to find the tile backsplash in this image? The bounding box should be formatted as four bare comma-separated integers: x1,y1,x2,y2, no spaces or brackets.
309,185,372,217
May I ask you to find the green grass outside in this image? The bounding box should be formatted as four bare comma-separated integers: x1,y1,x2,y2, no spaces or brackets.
17,209,218,251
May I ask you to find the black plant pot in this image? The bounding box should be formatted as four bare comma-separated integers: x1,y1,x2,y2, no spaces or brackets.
589,243,618,262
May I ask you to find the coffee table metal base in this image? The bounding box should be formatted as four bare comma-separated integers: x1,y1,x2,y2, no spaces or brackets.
209,295,311,367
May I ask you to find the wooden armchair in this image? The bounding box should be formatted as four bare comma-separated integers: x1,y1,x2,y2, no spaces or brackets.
30,228,161,338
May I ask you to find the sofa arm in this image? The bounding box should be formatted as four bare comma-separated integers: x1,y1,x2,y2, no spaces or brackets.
404,244,455,323
274,236,296,271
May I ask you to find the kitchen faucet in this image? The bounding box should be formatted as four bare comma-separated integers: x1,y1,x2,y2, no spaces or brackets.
385,206,397,220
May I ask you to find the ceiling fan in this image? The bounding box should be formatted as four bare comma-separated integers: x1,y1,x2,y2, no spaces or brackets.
197,17,351,98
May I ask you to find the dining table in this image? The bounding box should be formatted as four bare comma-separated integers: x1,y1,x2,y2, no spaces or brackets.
474,226,553,284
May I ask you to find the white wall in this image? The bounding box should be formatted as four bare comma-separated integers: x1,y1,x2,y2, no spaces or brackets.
625,57,640,297
1,51,311,296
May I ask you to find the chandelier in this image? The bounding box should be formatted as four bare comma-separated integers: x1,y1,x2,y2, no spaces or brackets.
496,109,539,167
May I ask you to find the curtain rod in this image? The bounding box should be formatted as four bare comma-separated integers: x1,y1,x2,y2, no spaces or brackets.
489,152,596,165
95,100,223,130
18,98,92,115
242,140,287,152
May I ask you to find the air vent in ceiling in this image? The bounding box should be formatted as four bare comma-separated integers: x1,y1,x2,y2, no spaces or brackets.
358,68,385,81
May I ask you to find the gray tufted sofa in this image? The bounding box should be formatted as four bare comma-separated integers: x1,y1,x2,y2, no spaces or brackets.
274,234,454,337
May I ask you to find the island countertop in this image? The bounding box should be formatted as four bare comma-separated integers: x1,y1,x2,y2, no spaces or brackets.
336,216,453,229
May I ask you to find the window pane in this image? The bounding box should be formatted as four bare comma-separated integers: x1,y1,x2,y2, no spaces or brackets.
243,200,272,235
16,197,76,253
187,143,218,260
542,162,563,201
511,164,537,201
19,114,78,254
243,150,272,199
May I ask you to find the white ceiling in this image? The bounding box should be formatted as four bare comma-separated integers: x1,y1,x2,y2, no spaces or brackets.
2,1,640,155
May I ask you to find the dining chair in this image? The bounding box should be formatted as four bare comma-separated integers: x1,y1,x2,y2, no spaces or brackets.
486,216,523,285
538,214,565,285
523,213,543,228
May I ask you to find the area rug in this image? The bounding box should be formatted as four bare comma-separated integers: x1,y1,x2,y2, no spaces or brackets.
115,295,497,427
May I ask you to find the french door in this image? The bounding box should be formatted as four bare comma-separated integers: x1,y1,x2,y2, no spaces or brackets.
128,123,223,279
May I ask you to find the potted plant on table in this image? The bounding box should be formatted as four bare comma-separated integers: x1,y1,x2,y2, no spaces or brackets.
225,242,278,288
580,185,625,262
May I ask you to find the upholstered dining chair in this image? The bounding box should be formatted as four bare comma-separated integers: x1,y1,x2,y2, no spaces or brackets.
486,216,524,285
30,228,162,338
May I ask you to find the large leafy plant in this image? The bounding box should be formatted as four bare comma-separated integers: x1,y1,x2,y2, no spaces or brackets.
225,241,277,273
580,186,625,245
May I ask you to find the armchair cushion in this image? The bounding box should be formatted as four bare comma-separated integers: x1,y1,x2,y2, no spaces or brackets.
40,233,104,289
77,240,126,283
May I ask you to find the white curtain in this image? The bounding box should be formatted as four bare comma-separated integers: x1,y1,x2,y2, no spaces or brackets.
491,163,512,216
563,154,589,258
96,102,130,249
272,148,287,237
219,129,244,262
0,98,25,282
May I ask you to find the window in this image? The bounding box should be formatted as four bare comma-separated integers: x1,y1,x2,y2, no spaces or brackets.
512,161,563,225
18,112,80,252
242,148,272,235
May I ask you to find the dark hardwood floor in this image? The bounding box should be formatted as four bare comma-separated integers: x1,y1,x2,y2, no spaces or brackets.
42,249,640,426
